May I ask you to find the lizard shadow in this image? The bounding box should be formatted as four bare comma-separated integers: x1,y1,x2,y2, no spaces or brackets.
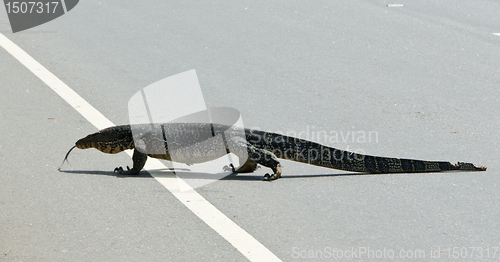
282,172,374,179
58,168,375,180
221,172,374,181
58,167,227,179
57,169,153,178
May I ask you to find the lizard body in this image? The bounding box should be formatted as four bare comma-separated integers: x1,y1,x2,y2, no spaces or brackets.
65,123,486,180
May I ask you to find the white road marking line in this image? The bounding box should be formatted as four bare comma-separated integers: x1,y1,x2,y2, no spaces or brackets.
0,33,113,130
493,33,500,37
0,32,282,262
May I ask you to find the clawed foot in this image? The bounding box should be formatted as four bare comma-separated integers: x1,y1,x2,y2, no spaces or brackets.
224,162,280,181
263,173,280,181
263,164,282,181
114,166,139,175
223,163,236,173
114,166,129,174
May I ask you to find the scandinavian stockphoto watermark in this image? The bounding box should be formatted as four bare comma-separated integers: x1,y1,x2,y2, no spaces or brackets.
3,0,79,33
244,125,378,163
270,125,379,146
291,246,499,260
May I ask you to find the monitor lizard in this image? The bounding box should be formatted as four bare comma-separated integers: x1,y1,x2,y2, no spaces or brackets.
63,123,486,180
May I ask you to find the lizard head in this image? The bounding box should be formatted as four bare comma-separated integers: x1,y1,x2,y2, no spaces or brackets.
75,125,135,154
62,125,135,166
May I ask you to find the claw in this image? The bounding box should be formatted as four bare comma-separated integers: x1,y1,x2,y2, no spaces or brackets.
263,173,276,181
223,163,236,173
114,166,130,174
263,170,281,181
262,164,282,181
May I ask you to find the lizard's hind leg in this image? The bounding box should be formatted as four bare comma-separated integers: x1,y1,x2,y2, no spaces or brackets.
224,137,282,181
246,146,282,181
224,160,259,173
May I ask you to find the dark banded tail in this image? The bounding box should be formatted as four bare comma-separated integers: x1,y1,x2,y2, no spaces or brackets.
357,155,486,173
264,133,487,173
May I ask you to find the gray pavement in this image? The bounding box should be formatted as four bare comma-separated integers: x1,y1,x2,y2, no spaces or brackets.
1,0,499,261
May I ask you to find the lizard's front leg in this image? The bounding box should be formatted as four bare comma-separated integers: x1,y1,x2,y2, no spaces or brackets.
114,149,148,175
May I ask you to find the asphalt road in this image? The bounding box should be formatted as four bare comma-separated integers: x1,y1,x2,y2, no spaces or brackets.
1,0,499,261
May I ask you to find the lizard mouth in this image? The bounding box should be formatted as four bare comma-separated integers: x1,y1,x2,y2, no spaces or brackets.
61,139,97,165
75,133,131,154
74,132,98,149
75,139,96,149
75,142,92,149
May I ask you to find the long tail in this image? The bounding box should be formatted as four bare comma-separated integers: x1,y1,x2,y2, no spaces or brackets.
261,133,486,173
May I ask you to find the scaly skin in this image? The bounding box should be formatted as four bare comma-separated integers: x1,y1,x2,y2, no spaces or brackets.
64,123,487,180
